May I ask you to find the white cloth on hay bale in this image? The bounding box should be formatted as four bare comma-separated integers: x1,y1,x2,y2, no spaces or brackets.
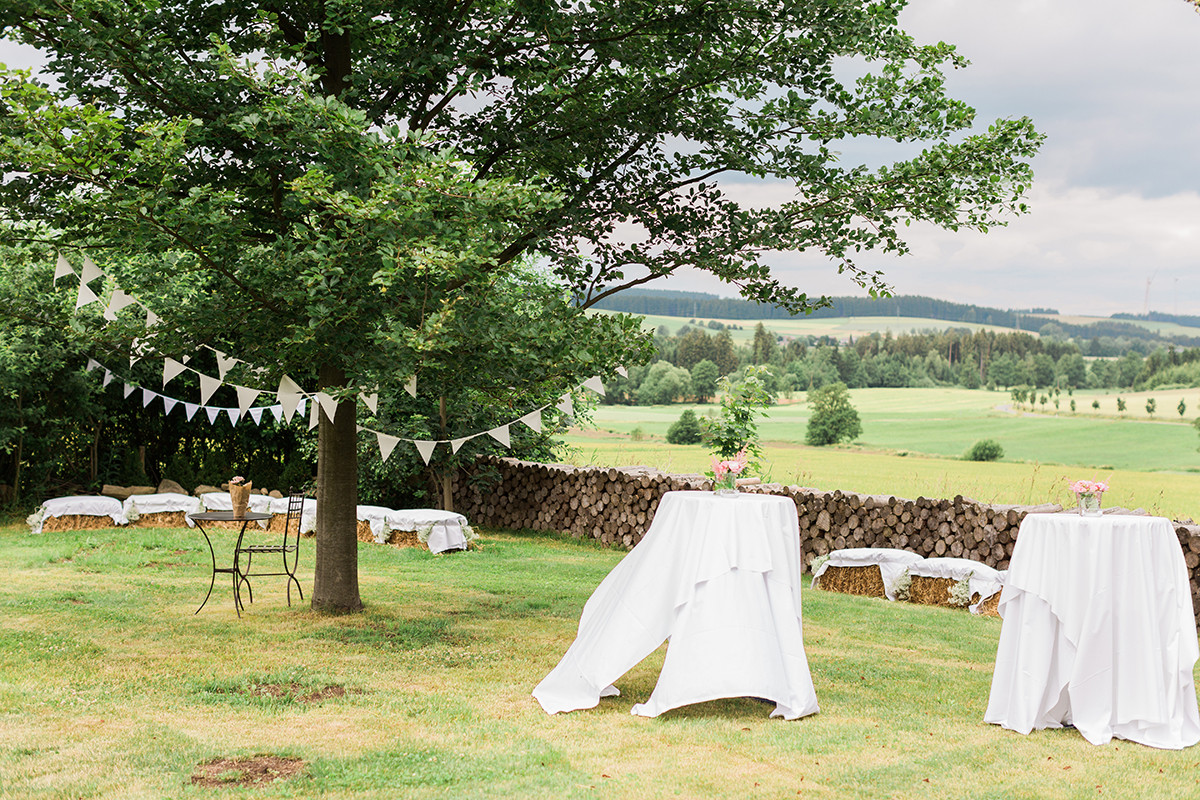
907,556,1006,614
811,547,924,600
27,495,128,534
198,491,274,527
122,492,204,526
355,505,475,554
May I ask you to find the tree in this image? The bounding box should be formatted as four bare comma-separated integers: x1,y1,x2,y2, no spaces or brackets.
1117,397,1127,415
1146,398,1157,417
0,1,1041,611
637,361,691,405
690,360,720,404
1092,399,1100,411
752,323,777,365
805,382,862,446
1179,399,1188,418
666,410,703,445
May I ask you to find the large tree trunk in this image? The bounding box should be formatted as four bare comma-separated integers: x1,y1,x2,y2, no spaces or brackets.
311,363,363,613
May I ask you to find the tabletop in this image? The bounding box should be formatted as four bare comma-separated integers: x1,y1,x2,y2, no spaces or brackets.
189,511,273,523
985,513,1200,749
533,490,819,720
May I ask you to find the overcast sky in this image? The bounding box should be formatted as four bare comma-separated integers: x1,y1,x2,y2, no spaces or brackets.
3,0,1198,317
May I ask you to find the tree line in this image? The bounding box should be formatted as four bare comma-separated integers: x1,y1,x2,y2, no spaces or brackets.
602,322,1200,404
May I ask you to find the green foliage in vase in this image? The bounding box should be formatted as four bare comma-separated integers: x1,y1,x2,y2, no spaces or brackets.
702,366,773,465
805,382,862,446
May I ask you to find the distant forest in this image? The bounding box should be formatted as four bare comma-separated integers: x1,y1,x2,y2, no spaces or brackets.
592,290,1200,347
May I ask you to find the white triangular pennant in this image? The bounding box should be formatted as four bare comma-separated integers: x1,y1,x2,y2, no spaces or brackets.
617,366,628,378
75,281,99,310
86,358,101,372
556,394,574,416
146,309,159,327
405,375,417,398
162,396,179,415
184,402,200,421
487,424,511,448
315,391,338,423
359,391,379,414
123,383,136,399
270,405,284,423
103,289,137,321
54,252,75,283
308,397,320,430
235,385,261,418
277,375,304,422
79,255,103,284
162,358,187,387
226,408,239,426
214,350,238,380
249,406,265,425
451,436,472,454
205,406,220,424
198,373,222,405
376,432,401,462
141,388,157,408
102,369,114,388
414,440,438,465
583,375,606,396
518,410,543,433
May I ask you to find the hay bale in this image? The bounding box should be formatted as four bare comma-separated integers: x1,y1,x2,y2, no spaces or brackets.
130,511,189,529
40,514,120,532
908,575,979,609
975,591,1002,617
817,565,887,598
355,520,375,543
383,529,422,548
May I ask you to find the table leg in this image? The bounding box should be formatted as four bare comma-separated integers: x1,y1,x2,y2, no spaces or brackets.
195,522,218,615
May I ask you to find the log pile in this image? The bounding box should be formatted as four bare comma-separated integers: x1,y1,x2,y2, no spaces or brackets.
453,457,1200,622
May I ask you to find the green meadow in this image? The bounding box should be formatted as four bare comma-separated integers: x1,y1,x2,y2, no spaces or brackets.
565,387,1200,521
4,522,1200,799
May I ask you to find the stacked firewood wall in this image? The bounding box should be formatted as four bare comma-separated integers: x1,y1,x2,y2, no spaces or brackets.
452,457,1200,612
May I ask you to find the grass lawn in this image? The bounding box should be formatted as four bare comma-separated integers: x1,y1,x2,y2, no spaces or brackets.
569,387,1200,521
3,522,1200,799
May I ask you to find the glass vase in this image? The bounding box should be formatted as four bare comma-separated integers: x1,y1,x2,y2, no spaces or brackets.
714,473,739,497
1077,492,1102,517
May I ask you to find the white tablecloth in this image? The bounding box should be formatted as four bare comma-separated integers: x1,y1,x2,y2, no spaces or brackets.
811,547,924,600
985,513,1200,748
122,492,203,526
198,492,274,527
355,506,472,553
29,496,128,533
533,491,819,720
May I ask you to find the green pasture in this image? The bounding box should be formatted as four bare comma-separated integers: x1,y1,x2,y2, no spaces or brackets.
594,310,1024,344
568,388,1200,521
3,522,1200,799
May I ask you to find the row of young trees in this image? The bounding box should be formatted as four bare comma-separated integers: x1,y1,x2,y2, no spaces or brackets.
604,323,1200,404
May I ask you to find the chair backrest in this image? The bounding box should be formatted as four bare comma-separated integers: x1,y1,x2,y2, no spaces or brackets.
283,490,305,570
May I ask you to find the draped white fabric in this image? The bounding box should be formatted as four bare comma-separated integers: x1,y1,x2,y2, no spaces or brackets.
533,491,819,720
811,547,924,599
354,506,470,553
908,557,1005,612
985,513,1200,749
32,496,128,533
122,492,203,527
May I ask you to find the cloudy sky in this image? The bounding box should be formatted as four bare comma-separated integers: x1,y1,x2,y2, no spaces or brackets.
3,1,1198,317
676,0,1200,317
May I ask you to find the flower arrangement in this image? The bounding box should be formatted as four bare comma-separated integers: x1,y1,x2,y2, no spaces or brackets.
1069,478,1108,517
229,476,246,486
228,475,252,517
711,448,749,495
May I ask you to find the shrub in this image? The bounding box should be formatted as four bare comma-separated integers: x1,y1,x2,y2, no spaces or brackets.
964,439,1004,462
629,426,646,442
666,410,702,445
804,382,861,446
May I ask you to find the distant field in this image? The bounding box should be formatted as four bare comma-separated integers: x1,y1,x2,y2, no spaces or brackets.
1028,313,1200,339
594,310,1027,343
563,387,1200,521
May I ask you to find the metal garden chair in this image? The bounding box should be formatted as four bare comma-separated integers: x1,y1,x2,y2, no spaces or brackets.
235,490,305,607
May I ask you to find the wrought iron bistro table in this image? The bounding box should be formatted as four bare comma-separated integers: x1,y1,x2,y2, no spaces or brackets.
187,510,274,617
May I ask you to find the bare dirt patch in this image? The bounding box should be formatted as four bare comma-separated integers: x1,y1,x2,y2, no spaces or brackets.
230,682,347,703
190,755,306,788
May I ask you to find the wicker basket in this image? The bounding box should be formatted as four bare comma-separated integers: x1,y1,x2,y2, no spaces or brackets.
816,565,887,598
